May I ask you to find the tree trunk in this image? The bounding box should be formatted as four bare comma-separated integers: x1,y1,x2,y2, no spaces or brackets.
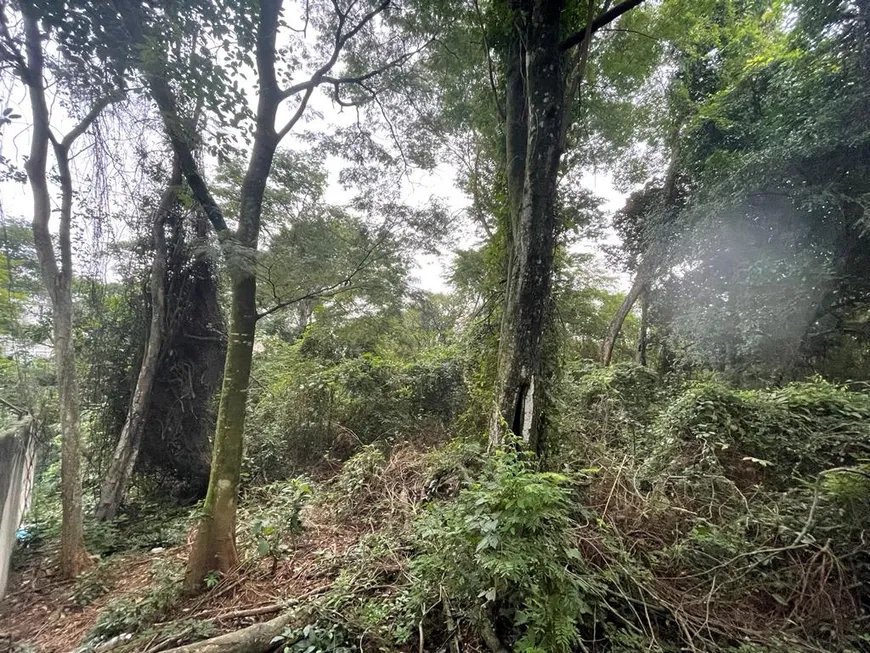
183,270,259,587
184,1,281,588
95,161,182,520
636,283,649,366
162,612,294,653
490,0,565,454
19,7,91,578
602,271,645,367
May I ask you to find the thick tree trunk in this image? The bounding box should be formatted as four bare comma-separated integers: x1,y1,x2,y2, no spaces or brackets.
95,162,182,520
20,8,90,578
490,0,564,452
184,2,281,587
490,0,565,454
602,271,645,366
183,271,260,587
489,0,646,451
53,294,90,577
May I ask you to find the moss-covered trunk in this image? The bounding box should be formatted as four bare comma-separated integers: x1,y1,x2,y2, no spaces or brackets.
490,0,565,454
184,66,279,590
183,275,257,585
96,163,181,520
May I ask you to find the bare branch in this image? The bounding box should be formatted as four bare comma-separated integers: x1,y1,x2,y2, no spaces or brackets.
472,0,504,121
256,227,390,320
278,0,391,102
60,91,124,149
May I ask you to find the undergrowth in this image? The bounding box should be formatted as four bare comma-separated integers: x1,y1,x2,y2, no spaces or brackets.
291,373,870,652
32,373,870,652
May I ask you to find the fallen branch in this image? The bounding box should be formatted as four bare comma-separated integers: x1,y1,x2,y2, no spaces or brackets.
143,626,194,653
161,613,293,653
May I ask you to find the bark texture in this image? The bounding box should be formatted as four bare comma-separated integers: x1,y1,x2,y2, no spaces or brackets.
19,6,105,577
490,0,646,452
490,0,566,453
95,161,182,520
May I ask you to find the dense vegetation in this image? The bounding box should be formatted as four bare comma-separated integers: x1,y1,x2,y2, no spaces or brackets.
0,0,868,651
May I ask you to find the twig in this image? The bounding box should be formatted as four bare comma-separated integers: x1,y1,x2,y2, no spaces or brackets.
142,626,194,653
476,615,508,653
0,396,26,415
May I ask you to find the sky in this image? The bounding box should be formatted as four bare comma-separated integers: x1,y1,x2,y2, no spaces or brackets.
0,2,630,298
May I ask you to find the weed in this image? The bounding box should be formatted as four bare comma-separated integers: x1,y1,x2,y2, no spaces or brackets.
87,559,183,643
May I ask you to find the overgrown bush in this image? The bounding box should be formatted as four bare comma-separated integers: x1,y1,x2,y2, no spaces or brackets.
244,339,466,480
557,361,660,449
408,449,600,653
648,377,870,488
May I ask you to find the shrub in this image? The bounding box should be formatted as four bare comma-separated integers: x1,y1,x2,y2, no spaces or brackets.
648,377,870,487
557,362,659,450
408,449,600,653
239,477,313,562
243,340,466,480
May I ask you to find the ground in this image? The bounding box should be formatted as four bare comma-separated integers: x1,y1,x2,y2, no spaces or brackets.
0,513,361,652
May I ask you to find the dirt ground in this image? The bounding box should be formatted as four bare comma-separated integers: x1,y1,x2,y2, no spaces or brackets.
0,523,361,653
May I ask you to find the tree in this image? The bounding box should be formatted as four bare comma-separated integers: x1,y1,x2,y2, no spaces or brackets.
640,0,870,382
109,0,439,588
488,0,646,452
0,0,125,576
94,160,181,520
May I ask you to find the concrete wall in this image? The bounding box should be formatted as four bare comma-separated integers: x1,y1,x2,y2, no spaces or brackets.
0,417,35,598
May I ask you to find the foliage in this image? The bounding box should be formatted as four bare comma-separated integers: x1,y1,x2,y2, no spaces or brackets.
71,561,114,607
557,362,660,449
88,559,184,642
238,477,313,560
408,449,598,653
82,504,193,556
274,619,356,653
244,335,466,479
648,377,870,487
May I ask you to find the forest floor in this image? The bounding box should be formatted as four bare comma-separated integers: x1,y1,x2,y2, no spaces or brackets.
0,442,440,653
2,432,867,653
0,523,359,652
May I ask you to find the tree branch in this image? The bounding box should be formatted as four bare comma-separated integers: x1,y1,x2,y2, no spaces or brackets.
560,0,645,51
278,0,390,101
112,0,232,239
472,0,504,121
60,91,124,149
256,228,388,320
0,3,27,76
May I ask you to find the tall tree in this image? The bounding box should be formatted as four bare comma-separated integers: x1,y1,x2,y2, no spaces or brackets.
111,0,437,589
0,1,121,576
489,0,645,452
94,160,182,520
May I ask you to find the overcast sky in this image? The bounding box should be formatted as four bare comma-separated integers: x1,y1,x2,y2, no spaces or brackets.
0,6,629,297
